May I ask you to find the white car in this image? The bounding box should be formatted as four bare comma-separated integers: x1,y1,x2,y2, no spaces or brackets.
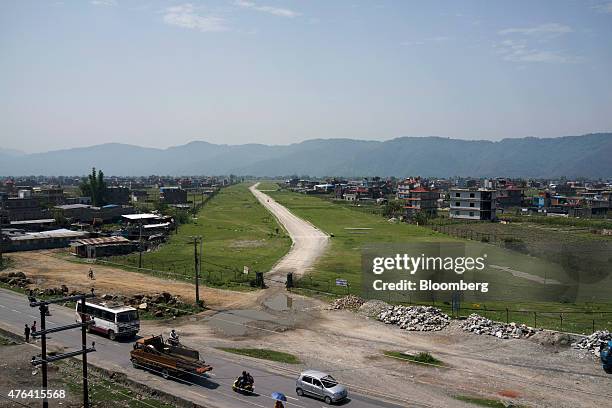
295,370,348,404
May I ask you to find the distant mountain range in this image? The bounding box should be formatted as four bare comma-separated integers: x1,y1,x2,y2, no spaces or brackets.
1,133,611,178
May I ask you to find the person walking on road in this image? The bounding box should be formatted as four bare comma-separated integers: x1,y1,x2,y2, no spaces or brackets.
32,321,37,333
88,268,95,280
273,401,284,408
24,324,30,343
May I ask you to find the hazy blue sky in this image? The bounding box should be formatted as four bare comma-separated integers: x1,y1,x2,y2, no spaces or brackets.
1,0,612,153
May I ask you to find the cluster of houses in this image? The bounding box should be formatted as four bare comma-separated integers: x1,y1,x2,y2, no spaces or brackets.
284,177,612,222
0,175,229,256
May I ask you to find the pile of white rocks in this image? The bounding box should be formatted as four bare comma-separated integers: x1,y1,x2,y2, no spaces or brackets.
329,295,366,310
571,330,612,355
461,314,536,339
378,305,450,331
358,299,390,317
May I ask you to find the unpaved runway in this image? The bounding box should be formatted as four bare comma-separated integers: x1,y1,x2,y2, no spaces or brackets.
250,183,329,283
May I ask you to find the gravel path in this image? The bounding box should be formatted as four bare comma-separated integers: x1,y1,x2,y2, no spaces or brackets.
249,183,329,284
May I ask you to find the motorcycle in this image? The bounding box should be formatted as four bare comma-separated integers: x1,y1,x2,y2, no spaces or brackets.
232,377,255,394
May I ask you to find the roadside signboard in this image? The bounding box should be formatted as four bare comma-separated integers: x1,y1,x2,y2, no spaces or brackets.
335,278,348,287
243,266,249,275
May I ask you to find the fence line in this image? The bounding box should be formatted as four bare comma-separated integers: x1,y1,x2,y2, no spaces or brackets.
292,276,612,334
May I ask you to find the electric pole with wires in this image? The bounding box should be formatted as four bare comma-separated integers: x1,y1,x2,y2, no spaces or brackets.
28,289,96,408
188,235,203,308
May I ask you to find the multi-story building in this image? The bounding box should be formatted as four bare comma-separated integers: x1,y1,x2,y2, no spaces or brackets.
401,187,439,219
449,188,496,221
159,187,187,204
32,187,65,206
0,196,47,221
106,186,131,205
496,186,523,208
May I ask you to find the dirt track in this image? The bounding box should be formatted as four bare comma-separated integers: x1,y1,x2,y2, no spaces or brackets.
4,251,255,309
249,183,329,283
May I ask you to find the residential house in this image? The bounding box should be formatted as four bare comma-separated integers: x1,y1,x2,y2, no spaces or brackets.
401,187,438,220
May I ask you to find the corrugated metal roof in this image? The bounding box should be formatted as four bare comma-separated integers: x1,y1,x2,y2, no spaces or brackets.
122,213,160,220
55,204,91,210
10,229,88,241
72,236,131,246
10,219,56,225
143,222,171,229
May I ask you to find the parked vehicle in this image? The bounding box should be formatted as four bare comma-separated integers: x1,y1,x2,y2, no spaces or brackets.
130,335,212,379
75,299,139,340
601,340,612,374
295,370,348,404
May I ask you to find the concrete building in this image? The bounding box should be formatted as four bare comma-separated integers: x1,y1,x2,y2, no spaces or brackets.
159,187,187,204
130,190,148,203
449,188,496,221
33,187,65,206
54,204,94,222
106,186,131,205
9,219,56,231
64,196,92,205
402,187,438,219
0,196,47,221
496,187,523,208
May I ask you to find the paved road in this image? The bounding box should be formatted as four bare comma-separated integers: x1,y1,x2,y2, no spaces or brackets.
249,184,329,284
0,289,411,408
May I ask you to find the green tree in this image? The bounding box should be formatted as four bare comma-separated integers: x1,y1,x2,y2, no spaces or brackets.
383,199,404,218
80,167,107,206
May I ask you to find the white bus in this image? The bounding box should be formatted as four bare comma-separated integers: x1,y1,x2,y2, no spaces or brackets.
76,299,140,340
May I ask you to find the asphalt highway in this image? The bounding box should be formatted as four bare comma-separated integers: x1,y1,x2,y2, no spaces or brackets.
0,289,413,408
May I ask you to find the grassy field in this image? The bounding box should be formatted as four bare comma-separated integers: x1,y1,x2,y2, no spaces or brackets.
255,180,283,191
266,188,449,293
105,183,291,289
216,347,301,364
383,351,443,367
454,395,527,408
265,184,612,333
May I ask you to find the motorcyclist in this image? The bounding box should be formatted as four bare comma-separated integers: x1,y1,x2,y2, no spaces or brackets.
246,372,254,386
238,370,248,388
169,329,179,345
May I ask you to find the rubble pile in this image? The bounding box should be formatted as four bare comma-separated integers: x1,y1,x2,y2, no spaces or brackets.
329,295,365,310
358,299,390,317
123,292,187,318
0,271,32,288
378,305,450,331
461,314,536,339
0,272,186,319
571,330,612,355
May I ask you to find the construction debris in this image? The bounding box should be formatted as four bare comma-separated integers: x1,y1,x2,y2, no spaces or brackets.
329,295,365,310
461,314,536,339
0,271,32,289
378,305,450,331
358,299,390,317
571,330,612,355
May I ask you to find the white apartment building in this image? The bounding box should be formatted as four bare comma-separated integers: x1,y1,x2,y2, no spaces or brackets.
449,188,496,221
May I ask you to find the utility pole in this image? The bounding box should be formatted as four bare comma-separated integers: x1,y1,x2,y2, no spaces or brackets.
0,210,6,265
0,222,3,266
138,220,143,268
29,290,96,408
189,236,202,307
